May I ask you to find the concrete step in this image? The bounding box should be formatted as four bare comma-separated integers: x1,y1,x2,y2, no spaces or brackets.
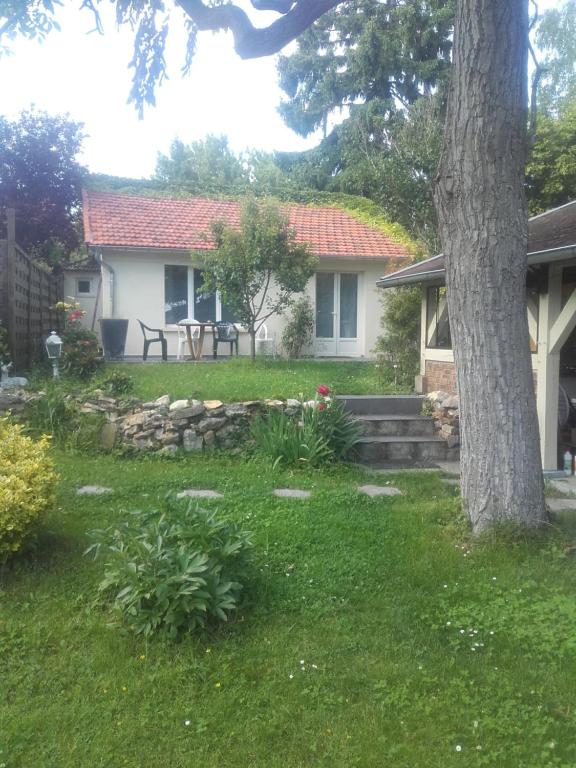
338,395,424,416
355,435,455,464
356,414,436,437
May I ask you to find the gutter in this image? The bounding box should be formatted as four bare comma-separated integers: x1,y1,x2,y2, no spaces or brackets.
95,248,115,317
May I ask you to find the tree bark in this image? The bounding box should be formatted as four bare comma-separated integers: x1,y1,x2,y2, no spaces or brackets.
433,0,548,532
250,328,256,362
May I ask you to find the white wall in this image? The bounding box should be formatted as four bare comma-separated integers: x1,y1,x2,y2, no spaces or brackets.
63,270,102,336
98,248,389,358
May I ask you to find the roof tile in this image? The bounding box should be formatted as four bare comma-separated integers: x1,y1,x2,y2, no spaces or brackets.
82,190,412,261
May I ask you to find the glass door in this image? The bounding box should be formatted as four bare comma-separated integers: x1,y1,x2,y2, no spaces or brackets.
314,272,361,356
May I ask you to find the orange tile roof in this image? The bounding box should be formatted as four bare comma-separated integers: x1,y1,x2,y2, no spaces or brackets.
82,190,412,261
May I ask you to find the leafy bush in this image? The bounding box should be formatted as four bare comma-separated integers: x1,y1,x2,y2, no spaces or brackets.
252,385,362,467
53,298,103,379
61,323,102,379
374,286,421,390
86,499,253,639
99,370,135,396
0,419,58,562
24,384,104,452
281,296,314,358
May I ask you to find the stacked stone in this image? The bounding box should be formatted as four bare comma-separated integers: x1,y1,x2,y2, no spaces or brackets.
0,389,304,455
426,390,460,449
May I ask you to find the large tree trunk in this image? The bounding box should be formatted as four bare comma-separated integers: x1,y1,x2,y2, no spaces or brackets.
433,0,548,532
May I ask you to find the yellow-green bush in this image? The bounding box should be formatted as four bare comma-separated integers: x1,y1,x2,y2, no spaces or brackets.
0,419,58,561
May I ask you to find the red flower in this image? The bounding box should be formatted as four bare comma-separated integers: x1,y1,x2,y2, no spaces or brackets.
316,384,330,396
67,310,84,322
317,402,326,411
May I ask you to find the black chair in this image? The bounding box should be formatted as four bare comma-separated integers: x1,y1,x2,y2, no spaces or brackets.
138,320,168,361
213,322,239,359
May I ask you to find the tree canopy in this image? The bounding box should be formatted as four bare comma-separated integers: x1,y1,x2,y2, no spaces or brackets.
276,0,453,138
0,109,86,264
199,197,317,360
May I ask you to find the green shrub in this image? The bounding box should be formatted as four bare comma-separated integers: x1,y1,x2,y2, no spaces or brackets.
281,296,314,358
24,384,104,452
99,370,135,396
374,286,421,390
252,386,362,467
0,419,58,562
86,499,253,639
61,323,102,379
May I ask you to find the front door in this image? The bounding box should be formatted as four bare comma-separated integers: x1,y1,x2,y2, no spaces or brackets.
314,272,361,356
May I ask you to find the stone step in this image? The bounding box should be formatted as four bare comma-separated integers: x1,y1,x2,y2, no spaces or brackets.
355,435,456,464
338,395,424,416
356,414,436,437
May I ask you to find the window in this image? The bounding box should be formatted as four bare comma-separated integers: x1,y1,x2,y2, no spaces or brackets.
165,265,189,325
76,278,94,296
164,266,237,325
426,286,451,349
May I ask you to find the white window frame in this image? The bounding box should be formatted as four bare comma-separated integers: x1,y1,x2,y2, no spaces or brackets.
164,265,230,326
76,276,95,298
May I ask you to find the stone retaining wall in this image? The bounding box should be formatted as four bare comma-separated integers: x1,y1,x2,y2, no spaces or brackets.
0,388,301,455
425,390,460,449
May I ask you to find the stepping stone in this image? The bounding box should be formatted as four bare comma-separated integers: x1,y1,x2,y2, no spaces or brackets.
76,485,113,495
176,489,223,499
358,484,402,497
273,489,311,499
546,498,576,512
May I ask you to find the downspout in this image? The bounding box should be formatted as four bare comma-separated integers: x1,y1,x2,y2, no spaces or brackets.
95,248,115,317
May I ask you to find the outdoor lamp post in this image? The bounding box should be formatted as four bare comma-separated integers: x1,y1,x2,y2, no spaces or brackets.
45,330,63,379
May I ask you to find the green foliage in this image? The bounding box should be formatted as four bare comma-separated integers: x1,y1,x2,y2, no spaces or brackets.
0,109,86,264
527,99,576,215
374,287,421,390
251,407,332,468
277,0,453,138
252,390,362,467
281,296,314,359
0,321,10,368
98,370,135,397
0,419,57,562
24,383,104,452
155,135,247,191
199,197,317,359
61,323,102,379
534,0,576,112
87,499,253,639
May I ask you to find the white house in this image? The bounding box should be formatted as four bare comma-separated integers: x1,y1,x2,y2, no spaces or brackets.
376,200,576,473
68,190,414,360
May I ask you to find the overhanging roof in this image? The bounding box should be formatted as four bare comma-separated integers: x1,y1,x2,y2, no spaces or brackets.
377,200,576,288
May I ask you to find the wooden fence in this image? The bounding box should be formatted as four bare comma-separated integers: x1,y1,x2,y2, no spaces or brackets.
0,209,63,371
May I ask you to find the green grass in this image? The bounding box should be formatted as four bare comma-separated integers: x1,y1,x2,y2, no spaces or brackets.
3,452,576,767
105,358,394,401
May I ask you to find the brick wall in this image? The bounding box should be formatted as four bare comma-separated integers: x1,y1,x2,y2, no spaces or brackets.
424,360,457,394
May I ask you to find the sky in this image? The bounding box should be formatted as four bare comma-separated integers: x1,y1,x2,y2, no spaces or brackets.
0,0,561,181
0,2,322,179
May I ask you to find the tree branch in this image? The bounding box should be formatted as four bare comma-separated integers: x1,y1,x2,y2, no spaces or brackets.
175,0,341,58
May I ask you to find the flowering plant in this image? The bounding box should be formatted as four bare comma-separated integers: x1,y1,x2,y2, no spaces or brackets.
53,297,102,378
252,384,362,467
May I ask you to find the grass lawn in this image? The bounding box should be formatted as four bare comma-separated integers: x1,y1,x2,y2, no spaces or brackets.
3,452,576,767
105,358,393,402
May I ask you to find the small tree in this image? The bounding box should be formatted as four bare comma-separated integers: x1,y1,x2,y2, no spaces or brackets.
200,198,317,361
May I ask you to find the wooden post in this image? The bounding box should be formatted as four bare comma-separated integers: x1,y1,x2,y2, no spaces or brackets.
5,209,17,366
537,264,562,472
